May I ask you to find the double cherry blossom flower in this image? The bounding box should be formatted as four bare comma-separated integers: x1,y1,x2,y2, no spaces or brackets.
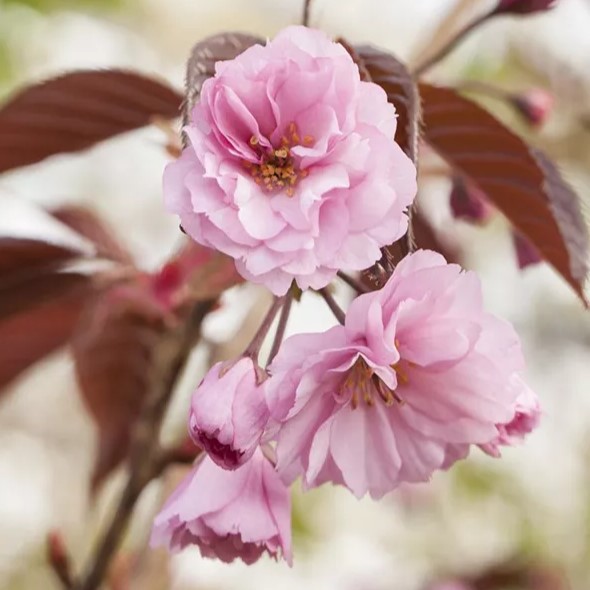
165,25,416,295
154,25,540,565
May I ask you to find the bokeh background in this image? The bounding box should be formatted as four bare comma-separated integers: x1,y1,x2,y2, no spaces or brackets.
1,0,590,588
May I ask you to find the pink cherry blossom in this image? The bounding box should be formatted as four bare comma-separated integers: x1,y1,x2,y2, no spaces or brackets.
266,250,536,499
164,26,417,295
480,377,541,457
151,448,292,565
189,358,269,469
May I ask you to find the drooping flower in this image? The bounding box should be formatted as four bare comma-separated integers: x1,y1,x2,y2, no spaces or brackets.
266,250,537,499
151,448,292,565
480,377,541,457
164,26,417,295
189,357,269,469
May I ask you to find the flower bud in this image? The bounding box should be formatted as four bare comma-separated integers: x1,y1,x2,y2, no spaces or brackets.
494,0,558,16
510,88,553,127
189,357,269,469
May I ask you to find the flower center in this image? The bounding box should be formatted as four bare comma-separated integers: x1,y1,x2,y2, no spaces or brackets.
244,122,313,197
341,357,409,410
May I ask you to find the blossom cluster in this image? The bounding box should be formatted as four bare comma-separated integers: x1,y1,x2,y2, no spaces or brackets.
152,26,541,566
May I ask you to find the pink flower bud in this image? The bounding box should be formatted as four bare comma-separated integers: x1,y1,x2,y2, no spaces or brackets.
449,177,493,224
510,88,553,127
512,230,542,269
494,0,558,15
190,358,269,470
267,250,538,499
151,448,292,565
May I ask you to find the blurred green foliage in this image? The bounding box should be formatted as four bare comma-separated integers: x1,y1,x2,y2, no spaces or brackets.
1,0,124,11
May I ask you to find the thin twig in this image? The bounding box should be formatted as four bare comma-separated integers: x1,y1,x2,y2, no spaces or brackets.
412,11,491,77
337,271,368,294
154,440,202,477
268,291,293,365
318,288,345,325
302,0,311,26
75,301,214,590
454,79,510,100
244,296,285,360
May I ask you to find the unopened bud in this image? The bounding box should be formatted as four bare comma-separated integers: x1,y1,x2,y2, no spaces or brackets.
513,230,542,269
449,177,493,225
510,88,553,127
494,0,558,16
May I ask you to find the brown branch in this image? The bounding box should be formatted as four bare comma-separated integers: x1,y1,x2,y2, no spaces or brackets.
318,288,345,325
302,0,312,26
74,301,214,590
153,440,203,477
412,11,491,76
337,271,368,294
268,290,293,365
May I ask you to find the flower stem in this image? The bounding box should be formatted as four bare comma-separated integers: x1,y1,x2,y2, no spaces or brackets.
268,291,294,365
318,288,345,325
302,0,312,26
455,79,510,100
337,271,369,294
244,296,285,360
412,11,492,77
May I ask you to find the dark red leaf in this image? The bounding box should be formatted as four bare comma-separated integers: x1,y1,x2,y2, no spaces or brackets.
0,236,94,328
0,70,183,173
420,83,588,302
0,270,91,324
184,33,263,126
0,287,89,391
51,205,134,265
353,44,420,162
72,280,171,487
0,237,84,279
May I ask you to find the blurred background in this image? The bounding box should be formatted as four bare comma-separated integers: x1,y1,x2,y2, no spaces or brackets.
1,0,590,588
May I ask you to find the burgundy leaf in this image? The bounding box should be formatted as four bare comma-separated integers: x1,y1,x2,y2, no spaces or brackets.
0,236,94,326
420,83,588,303
51,205,134,266
0,287,89,392
0,270,91,324
352,44,420,162
184,33,263,127
0,237,84,279
0,70,183,173
72,280,171,488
